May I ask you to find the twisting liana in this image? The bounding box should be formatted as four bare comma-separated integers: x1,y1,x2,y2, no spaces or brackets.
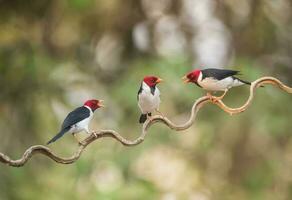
0,77,291,167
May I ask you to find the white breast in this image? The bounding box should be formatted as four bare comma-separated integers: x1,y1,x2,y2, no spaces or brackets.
198,74,244,92
69,106,93,134
138,82,161,114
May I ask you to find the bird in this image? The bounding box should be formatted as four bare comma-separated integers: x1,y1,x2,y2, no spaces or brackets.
182,68,251,101
137,75,163,123
47,99,104,145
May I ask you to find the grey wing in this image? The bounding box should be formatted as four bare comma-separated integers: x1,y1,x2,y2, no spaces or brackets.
202,68,240,80
61,106,90,130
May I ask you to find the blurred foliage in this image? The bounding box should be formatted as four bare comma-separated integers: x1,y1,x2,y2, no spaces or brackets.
0,0,292,200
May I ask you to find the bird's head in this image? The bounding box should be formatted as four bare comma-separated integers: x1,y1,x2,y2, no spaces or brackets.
84,99,104,111
143,76,163,87
182,70,201,83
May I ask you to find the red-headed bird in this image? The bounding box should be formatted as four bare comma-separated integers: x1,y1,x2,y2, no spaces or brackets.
182,68,250,101
137,76,163,123
47,99,104,144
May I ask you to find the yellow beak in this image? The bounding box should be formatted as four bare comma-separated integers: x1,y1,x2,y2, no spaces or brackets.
182,76,190,83
156,78,163,84
98,100,105,108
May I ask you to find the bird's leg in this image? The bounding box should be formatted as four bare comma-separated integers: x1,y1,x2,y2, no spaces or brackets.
73,133,86,146
220,89,228,99
207,89,228,103
213,89,228,102
206,92,213,99
78,141,86,146
155,109,165,118
92,131,98,138
147,113,153,122
85,127,97,138
206,92,216,102
73,133,79,142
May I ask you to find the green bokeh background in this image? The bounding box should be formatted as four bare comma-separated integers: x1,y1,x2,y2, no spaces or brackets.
0,1,292,200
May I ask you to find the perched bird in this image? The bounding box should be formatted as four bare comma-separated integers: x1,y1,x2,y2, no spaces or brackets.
47,99,104,145
182,68,250,101
137,76,163,123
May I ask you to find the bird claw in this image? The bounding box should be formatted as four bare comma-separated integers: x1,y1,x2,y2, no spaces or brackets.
210,96,222,103
92,132,98,138
155,109,165,119
207,90,227,103
207,93,219,103
78,141,86,146
148,116,154,122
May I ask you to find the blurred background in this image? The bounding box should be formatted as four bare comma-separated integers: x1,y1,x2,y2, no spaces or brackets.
0,0,292,199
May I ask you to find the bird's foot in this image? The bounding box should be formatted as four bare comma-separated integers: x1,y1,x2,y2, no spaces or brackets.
148,116,154,122
207,90,227,103
210,96,222,103
92,131,99,138
78,140,86,146
206,93,218,103
73,134,86,146
155,109,165,118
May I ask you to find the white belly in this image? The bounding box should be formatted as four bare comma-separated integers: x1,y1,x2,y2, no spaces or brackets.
138,85,160,114
68,112,93,134
198,77,243,91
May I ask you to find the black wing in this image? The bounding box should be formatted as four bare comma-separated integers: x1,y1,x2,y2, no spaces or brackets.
201,68,240,80
137,82,156,100
137,83,143,100
150,86,156,95
61,106,90,130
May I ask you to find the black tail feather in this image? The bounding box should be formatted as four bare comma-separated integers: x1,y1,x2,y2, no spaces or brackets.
235,77,264,88
47,128,69,145
139,114,147,124
235,77,251,85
